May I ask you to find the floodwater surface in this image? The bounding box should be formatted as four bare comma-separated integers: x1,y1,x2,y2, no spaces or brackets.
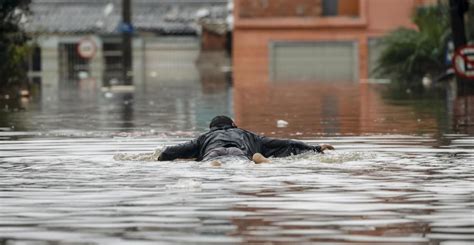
0,81,473,244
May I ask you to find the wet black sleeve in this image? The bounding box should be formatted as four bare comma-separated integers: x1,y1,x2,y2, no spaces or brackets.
258,136,321,158
158,139,200,161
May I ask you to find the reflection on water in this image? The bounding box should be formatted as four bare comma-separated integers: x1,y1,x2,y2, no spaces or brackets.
234,83,449,137
1,70,233,136
0,82,452,138
1,64,474,244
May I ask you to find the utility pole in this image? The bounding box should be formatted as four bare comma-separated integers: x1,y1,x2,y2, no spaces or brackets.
122,0,132,85
448,0,472,130
449,0,470,94
449,0,468,48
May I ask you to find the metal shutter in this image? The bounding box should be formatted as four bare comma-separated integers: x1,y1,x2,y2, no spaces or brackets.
270,41,358,82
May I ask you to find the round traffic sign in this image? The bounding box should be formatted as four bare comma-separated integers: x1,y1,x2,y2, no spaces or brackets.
452,45,474,79
77,38,97,59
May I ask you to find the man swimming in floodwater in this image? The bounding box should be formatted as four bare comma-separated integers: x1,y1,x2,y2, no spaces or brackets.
158,115,334,164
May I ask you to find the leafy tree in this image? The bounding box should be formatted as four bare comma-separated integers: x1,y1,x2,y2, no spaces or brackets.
0,0,31,96
375,4,451,91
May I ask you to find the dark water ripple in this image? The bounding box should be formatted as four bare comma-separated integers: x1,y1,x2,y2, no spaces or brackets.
0,135,473,244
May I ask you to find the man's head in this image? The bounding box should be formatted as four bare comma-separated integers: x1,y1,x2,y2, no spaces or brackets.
209,115,236,129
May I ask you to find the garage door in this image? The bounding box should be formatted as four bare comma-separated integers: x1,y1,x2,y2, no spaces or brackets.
270,41,358,82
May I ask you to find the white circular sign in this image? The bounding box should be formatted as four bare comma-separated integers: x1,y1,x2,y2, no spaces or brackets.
452,45,474,79
77,38,97,59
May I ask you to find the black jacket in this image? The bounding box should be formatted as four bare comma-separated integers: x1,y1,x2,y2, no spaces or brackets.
158,125,321,161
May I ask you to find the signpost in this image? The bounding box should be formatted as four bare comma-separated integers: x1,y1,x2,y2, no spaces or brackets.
77,38,97,59
452,45,474,80
448,0,471,130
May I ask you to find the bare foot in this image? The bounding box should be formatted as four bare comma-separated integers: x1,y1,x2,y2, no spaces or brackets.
210,160,222,167
320,144,335,152
252,153,270,164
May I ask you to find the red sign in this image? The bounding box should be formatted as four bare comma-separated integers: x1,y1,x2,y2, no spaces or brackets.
452,45,474,79
77,38,97,59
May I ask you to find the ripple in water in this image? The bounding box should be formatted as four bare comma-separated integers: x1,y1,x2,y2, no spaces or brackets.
0,135,473,244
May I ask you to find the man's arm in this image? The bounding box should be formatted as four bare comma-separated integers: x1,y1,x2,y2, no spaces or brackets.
259,136,333,158
158,139,199,161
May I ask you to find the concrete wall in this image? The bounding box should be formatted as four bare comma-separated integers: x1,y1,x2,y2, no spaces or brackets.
143,36,201,86
35,35,104,101
34,35,154,94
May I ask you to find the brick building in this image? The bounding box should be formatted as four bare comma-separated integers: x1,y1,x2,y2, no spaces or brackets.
232,0,437,87
231,0,440,135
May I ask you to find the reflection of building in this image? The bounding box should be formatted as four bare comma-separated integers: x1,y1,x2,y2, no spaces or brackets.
26,0,228,98
233,83,442,136
233,0,436,87
25,0,233,131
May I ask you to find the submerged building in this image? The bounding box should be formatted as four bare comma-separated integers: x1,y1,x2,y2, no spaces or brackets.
26,0,230,97
231,0,440,134
232,0,437,87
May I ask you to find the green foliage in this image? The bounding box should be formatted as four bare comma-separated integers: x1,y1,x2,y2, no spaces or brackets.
0,0,31,94
375,4,450,90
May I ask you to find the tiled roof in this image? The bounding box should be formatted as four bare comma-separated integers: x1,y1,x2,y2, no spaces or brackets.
26,0,228,35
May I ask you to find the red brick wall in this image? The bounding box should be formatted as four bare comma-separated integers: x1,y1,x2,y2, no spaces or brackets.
338,0,359,16
239,0,322,18
232,0,442,134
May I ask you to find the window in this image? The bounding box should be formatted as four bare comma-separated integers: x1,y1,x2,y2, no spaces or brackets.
323,0,360,17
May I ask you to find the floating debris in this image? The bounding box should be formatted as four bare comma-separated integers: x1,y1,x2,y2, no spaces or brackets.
277,119,289,128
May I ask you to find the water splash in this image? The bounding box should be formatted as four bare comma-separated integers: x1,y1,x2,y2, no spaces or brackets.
113,148,162,161
112,148,375,165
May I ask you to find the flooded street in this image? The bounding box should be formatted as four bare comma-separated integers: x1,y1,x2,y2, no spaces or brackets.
0,135,473,244
1,78,473,244
2,0,474,244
